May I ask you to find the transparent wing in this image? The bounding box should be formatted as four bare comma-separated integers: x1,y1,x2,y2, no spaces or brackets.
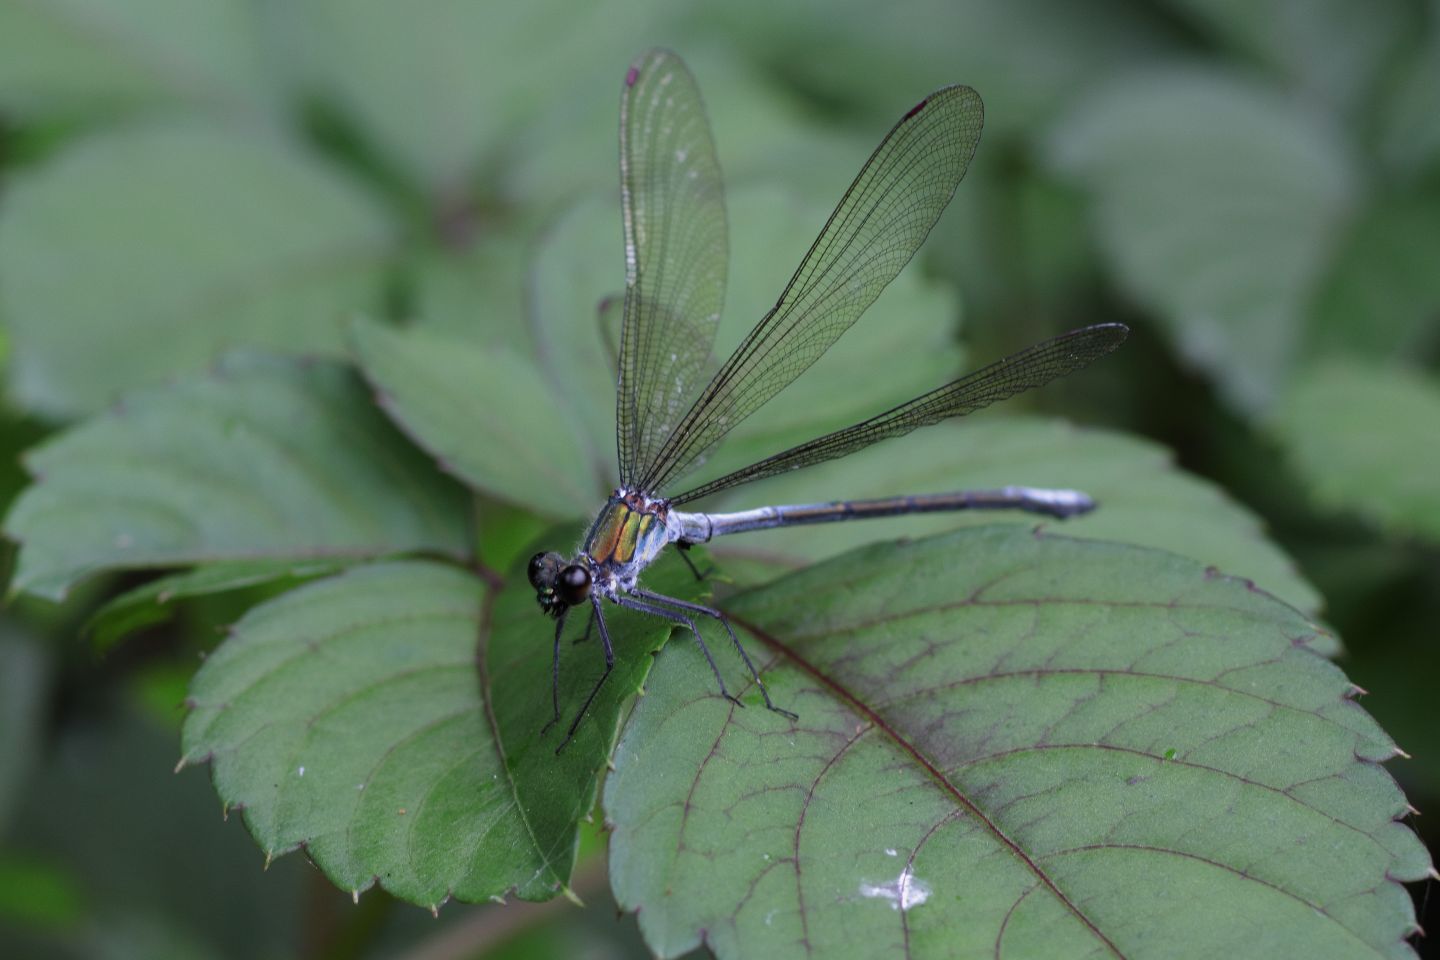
616,49,728,487
668,324,1128,505
637,84,984,495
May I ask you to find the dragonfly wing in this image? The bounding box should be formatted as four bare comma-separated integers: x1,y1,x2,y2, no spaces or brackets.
668,324,1129,505
637,84,984,495
617,49,728,488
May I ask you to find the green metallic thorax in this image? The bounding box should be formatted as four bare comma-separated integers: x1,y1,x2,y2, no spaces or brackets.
583,493,672,573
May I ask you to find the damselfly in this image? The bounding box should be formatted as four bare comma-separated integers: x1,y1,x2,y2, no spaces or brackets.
529,49,1128,751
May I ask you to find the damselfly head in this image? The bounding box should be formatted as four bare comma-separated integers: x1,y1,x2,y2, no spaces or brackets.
527,551,592,616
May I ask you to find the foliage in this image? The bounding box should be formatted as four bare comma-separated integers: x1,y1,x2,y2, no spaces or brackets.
0,2,1436,959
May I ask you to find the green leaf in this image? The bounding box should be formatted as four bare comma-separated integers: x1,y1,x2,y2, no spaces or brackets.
506,48,862,217
349,319,595,517
85,559,351,654
1307,180,1440,360
686,0,1175,136
0,123,393,417
0,0,275,120
605,527,1429,958
406,235,532,346
1164,0,1413,116
180,555,699,907
1375,21,1440,174
1271,361,1440,542
0,854,83,932
279,0,665,194
1046,67,1357,411
701,418,1322,616
3,354,468,601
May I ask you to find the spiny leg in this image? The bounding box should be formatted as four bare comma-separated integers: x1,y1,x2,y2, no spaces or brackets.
541,607,570,734
676,543,712,581
557,595,615,754
572,603,597,645
631,587,798,721
614,594,743,708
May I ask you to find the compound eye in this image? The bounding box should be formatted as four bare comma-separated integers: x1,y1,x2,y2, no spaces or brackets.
558,564,591,606
528,552,559,590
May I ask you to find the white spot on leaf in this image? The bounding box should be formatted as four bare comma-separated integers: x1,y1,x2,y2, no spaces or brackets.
859,866,930,911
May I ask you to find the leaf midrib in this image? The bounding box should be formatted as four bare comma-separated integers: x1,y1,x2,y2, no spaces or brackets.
731,611,1126,959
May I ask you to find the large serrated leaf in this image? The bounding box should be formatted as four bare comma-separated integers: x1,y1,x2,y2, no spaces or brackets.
350,319,596,517
1046,67,1356,412
1271,361,1440,543
3,354,468,600
605,526,1429,959
0,123,393,417
180,552,703,908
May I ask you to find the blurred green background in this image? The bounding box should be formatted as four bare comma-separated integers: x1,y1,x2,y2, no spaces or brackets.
0,1,1437,957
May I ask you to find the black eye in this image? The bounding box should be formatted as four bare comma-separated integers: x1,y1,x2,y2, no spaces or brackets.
528,552,558,590
559,565,591,606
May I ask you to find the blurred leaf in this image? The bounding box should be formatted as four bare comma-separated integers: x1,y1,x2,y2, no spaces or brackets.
0,123,394,417
278,0,666,195
180,556,698,907
3,354,469,601
1308,179,1440,360
606,527,1428,958
702,418,1322,615
506,46,861,213
685,0,1177,136
1375,15,1440,175
86,558,351,654
0,0,275,121
1164,0,1413,116
0,630,47,831
531,184,965,490
0,854,83,931
350,319,596,517
1272,361,1440,543
1047,67,1357,412
128,662,197,733
407,234,531,346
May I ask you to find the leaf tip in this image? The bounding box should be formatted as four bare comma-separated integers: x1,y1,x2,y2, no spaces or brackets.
562,886,585,908
1392,745,1413,760
352,889,360,905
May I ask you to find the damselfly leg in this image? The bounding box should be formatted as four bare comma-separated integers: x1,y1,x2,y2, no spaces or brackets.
676,544,712,582
572,604,597,645
630,587,797,720
553,595,616,753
